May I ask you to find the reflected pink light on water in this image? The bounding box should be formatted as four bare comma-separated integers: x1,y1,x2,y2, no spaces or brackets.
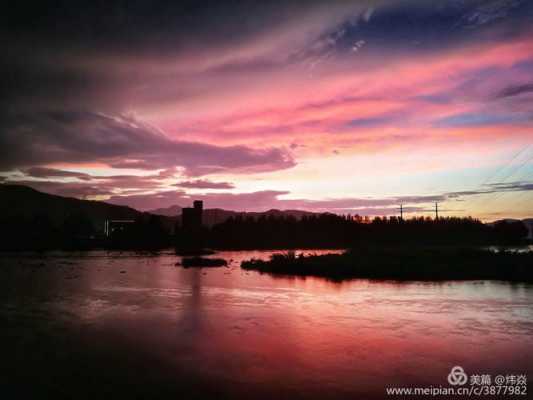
1,250,532,398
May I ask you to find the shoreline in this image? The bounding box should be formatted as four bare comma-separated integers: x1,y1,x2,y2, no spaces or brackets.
0,242,530,253
241,246,533,283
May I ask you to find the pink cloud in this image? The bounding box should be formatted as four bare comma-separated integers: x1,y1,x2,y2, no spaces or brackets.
1,111,296,176
174,180,235,189
155,36,533,152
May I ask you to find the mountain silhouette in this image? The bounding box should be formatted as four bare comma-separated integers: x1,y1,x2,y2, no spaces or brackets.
0,184,175,232
149,205,319,227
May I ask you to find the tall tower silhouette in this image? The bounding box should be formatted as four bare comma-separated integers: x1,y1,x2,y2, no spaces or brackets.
178,200,205,253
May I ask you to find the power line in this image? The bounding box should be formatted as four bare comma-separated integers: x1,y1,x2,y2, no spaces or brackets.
479,145,531,188
477,149,533,212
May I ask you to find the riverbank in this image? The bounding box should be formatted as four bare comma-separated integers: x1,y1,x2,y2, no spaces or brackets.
241,246,533,282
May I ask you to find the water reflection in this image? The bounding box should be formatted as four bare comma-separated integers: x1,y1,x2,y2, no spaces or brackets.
0,250,532,399
486,244,533,253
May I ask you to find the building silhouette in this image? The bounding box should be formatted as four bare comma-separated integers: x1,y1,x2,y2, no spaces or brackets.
182,200,203,231
176,200,205,254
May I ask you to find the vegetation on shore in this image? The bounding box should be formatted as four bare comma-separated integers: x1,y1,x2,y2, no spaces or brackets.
241,247,533,282
208,214,528,249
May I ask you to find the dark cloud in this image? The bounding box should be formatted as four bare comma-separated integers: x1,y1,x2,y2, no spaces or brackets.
174,180,235,189
8,177,162,199
1,1,358,108
7,167,220,197
5,1,530,54
24,167,93,181
4,0,532,112
496,83,533,98
0,111,295,176
8,180,113,199
486,181,533,192
1,0,531,130
294,0,533,64
2,1,348,55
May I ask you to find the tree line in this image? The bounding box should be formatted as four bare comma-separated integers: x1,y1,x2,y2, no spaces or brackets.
205,214,527,249
0,213,528,251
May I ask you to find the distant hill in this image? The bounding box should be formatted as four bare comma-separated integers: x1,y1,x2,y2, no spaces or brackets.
0,184,173,233
3,184,531,239
149,205,182,217
148,205,319,227
0,185,318,232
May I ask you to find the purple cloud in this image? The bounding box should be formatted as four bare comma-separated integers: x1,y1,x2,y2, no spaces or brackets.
0,111,296,176
24,167,93,181
434,112,530,128
9,171,175,198
495,82,533,98
174,179,235,189
9,180,112,199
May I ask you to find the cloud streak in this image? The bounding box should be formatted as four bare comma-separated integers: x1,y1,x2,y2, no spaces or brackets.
496,82,533,98
24,167,93,181
102,181,533,212
174,180,235,189
0,111,295,176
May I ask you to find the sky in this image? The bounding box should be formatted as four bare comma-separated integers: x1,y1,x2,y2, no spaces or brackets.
2,0,533,219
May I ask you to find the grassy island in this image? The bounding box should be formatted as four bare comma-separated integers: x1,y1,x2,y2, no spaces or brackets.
241,247,533,282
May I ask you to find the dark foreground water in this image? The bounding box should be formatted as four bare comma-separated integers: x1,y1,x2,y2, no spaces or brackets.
0,250,532,399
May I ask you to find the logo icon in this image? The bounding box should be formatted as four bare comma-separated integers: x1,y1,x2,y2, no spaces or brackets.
448,366,468,386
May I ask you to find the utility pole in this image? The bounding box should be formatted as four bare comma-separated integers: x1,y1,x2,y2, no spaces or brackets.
399,204,403,221
435,202,439,220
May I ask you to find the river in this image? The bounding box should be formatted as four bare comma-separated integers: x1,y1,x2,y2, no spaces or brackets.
0,249,532,399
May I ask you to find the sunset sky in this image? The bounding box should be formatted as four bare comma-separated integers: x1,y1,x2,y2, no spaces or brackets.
2,0,533,219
